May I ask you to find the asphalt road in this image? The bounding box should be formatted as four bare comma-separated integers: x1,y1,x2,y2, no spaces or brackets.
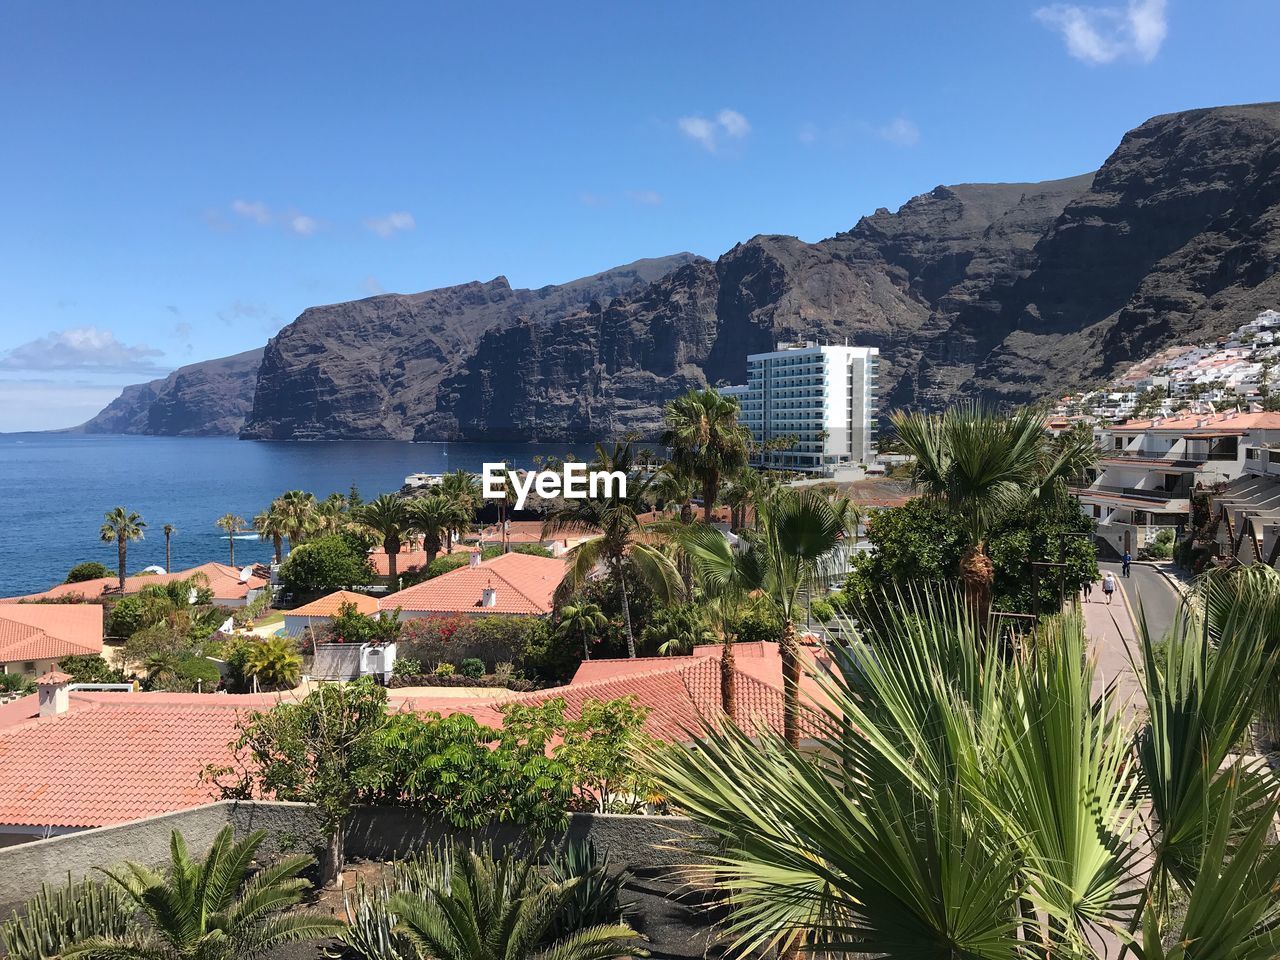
1099,560,1182,640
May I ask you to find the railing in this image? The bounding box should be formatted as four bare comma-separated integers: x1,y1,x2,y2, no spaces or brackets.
1078,483,1191,502
1101,449,1206,467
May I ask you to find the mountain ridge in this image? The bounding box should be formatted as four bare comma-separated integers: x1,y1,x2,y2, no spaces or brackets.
75,101,1280,441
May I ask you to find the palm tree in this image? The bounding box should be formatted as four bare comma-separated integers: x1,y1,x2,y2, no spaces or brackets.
162,523,176,573
644,575,1280,960
245,636,302,692
408,494,470,570
388,845,643,960
557,602,608,661
676,487,847,742
253,507,286,565
654,462,698,524
661,388,752,524
64,826,343,960
891,402,1095,624
440,470,482,552
357,494,413,584
542,443,682,658
216,513,247,566
99,507,146,591
274,490,318,550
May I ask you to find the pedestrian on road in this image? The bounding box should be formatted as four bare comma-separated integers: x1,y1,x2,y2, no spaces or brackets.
1102,571,1116,604
1122,550,1132,578
1083,579,1093,602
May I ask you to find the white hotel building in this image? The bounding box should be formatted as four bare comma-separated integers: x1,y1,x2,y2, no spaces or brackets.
721,341,880,472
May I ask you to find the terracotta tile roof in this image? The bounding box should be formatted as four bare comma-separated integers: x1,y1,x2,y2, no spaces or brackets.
381,553,567,616
0,692,267,829
368,544,478,578
5,563,268,604
0,604,103,664
1114,410,1280,433
478,521,597,547
286,591,379,618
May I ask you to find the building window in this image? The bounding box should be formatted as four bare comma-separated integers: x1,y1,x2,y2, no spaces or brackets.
23,662,36,674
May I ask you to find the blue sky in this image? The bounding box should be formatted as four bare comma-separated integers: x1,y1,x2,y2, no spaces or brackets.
1,0,1277,431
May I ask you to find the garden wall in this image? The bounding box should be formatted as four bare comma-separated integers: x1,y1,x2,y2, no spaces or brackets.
0,802,722,960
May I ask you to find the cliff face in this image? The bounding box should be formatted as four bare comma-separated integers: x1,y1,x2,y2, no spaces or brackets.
75,348,263,436
239,255,701,440
78,102,1280,441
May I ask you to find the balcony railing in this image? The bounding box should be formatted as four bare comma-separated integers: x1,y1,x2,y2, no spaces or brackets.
1079,483,1191,503
1101,449,1207,467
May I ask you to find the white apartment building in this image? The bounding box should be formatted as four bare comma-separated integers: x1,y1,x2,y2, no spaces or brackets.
723,341,880,472
1075,409,1280,556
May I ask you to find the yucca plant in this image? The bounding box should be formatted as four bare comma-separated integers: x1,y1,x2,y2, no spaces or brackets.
63,825,344,960
0,875,130,960
643,574,1280,959
386,843,645,960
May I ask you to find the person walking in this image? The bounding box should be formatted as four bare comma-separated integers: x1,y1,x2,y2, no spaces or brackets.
1082,578,1093,603
1102,571,1117,604
1122,550,1132,578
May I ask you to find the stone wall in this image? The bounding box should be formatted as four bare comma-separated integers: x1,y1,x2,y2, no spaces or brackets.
0,802,722,960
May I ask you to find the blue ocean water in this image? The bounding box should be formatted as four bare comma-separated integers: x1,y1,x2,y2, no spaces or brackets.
0,434,597,598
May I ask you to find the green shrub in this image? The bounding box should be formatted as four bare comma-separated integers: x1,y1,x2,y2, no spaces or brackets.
393,656,422,678
65,561,111,584
459,657,485,679
57,654,126,684
809,598,836,623
433,662,456,677
278,535,375,594
0,673,34,694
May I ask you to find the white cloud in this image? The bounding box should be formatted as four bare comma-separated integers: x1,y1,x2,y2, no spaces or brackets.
230,199,271,224
1036,0,1168,64
227,200,321,236
0,327,166,375
287,214,319,236
363,276,385,295
0,380,132,433
678,108,751,152
877,117,921,147
626,190,664,206
217,301,284,332
364,211,416,237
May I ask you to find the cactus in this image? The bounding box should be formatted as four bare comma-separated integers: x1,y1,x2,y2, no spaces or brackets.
0,874,131,960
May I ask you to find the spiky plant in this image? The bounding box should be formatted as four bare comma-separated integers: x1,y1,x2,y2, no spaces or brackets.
63,826,343,960
0,875,130,960
643,574,1280,959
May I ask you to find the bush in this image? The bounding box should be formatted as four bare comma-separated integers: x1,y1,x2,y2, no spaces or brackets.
392,656,422,678
433,662,456,677
57,654,126,684
278,535,375,594
639,604,714,655
726,606,783,645
1141,528,1176,560
244,636,303,691
0,673,34,694
459,657,485,679
809,598,836,623
322,602,401,645
399,614,544,672
65,561,111,584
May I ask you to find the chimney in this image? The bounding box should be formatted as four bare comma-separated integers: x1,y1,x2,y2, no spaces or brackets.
469,552,482,569
480,586,497,608
36,671,72,717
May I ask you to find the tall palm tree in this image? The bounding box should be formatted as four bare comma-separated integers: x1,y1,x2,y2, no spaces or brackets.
543,443,683,658
388,845,643,960
440,470,482,552
892,402,1095,624
216,513,247,567
676,487,847,743
162,523,176,573
64,826,343,960
356,494,413,584
407,494,470,570
253,507,286,565
644,576,1280,960
557,602,608,661
274,490,318,550
99,507,146,591
661,388,752,524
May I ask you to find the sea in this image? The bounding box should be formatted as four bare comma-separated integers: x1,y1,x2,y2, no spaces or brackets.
0,434,598,598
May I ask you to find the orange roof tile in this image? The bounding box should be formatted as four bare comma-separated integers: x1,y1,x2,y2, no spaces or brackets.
0,603,103,664
1114,410,1280,433
6,563,268,604
381,553,567,616
286,590,379,618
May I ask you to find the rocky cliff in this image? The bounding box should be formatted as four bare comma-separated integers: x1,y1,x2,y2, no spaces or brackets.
74,348,263,436
78,102,1280,441
239,255,701,440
